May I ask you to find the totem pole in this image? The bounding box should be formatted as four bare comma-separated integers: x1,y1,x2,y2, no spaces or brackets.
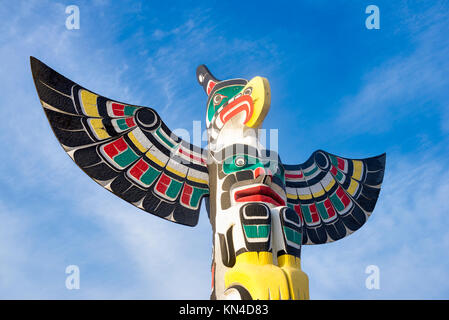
31,57,385,300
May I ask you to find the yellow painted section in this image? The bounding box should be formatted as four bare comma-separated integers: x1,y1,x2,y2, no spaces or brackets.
166,165,187,178
312,187,325,198
286,192,298,200
298,193,313,200
225,251,290,300
347,178,359,196
278,254,310,300
352,160,363,180
88,118,110,139
244,76,271,128
80,90,100,117
128,131,147,153
323,177,336,192
145,150,165,167
187,175,208,185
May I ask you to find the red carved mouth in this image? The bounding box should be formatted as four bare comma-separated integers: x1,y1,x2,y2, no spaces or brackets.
234,185,285,207
219,95,253,125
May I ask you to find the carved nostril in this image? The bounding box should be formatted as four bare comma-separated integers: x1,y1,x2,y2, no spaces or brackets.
254,167,265,179
254,167,273,180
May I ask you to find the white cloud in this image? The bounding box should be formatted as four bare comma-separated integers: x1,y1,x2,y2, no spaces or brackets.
336,3,449,134
77,190,213,299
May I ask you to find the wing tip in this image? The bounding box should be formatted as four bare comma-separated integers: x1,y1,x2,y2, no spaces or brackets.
29,56,78,102
377,152,386,166
30,56,43,85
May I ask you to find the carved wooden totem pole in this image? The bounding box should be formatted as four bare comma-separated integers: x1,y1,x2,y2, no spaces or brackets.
31,57,385,300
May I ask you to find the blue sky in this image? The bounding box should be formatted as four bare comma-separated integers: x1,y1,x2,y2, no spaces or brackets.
0,0,448,299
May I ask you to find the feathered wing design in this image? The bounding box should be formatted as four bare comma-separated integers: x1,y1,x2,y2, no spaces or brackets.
30,57,209,227
283,150,385,244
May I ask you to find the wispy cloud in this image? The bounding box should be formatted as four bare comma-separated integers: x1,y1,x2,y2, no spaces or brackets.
336,2,449,134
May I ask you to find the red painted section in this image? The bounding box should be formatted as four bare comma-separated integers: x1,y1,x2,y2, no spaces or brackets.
336,186,351,207
115,137,128,152
112,103,125,116
254,167,264,179
285,172,303,179
130,159,148,179
219,95,254,125
324,198,336,218
206,80,216,95
234,185,285,207
103,144,118,158
309,203,320,223
125,117,136,127
337,157,345,170
293,204,304,224
181,184,193,206
103,138,127,158
330,165,338,176
254,167,273,180
155,173,171,194
341,193,351,207
179,148,206,164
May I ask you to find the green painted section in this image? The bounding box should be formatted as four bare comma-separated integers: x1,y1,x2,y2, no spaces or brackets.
329,155,338,167
243,224,270,239
190,187,209,207
335,170,344,181
207,85,245,122
155,129,175,148
114,148,139,167
166,178,183,199
316,201,329,220
222,155,283,184
124,105,137,116
301,205,313,224
304,165,318,177
140,165,160,186
258,225,270,238
329,193,344,212
243,225,257,238
223,154,261,174
116,118,128,130
283,226,302,245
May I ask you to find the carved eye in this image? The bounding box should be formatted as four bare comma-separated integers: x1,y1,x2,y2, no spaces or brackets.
213,93,226,106
235,156,246,167
243,87,252,96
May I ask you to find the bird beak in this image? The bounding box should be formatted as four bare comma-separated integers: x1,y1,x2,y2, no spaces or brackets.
244,76,271,128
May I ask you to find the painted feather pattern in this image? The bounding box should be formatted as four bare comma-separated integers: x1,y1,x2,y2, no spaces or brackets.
284,150,385,244
30,57,209,227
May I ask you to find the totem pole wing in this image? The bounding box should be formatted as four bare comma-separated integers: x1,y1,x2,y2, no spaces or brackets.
283,150,385,244
30,57,209,227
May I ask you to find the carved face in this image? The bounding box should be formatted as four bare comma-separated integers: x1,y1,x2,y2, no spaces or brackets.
212,144,286,212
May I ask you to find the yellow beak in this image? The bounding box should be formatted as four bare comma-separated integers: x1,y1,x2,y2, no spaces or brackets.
244,76,271,128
